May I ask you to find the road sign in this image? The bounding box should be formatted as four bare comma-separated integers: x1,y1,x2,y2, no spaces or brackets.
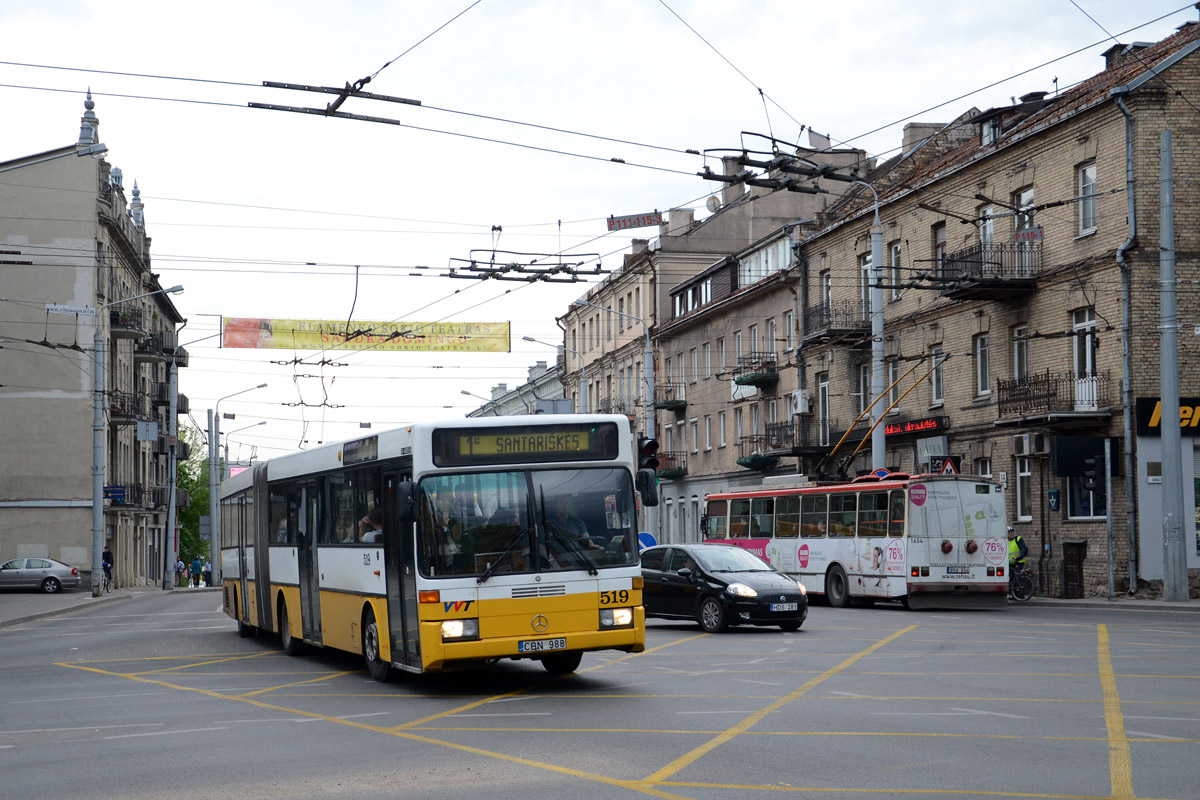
929,455,962,475
1014,227,1044,243
607,211,662,232
45,304,96,316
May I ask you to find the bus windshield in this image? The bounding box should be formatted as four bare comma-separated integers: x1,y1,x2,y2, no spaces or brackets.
417,467,638,578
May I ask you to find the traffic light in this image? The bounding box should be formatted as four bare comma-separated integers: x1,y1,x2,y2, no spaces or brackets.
1082,456,1098,492
636,436,660,506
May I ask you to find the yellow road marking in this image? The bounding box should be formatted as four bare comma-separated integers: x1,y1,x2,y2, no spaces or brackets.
1098,624,1135,800
130,651,277,676
237,670,360,697
582,632,709,672
660,779,1118,798
640,624,917,786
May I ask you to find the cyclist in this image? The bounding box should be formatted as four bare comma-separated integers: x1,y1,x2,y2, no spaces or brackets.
102,546,114,591
1007,525,1028,569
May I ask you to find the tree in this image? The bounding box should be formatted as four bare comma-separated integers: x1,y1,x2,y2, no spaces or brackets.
176,424,209,564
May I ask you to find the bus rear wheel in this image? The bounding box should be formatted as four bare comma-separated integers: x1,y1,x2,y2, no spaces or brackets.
826,565,850,608
363,609,393,683
541,651,583,675
279,600,302,656
234,593,256,638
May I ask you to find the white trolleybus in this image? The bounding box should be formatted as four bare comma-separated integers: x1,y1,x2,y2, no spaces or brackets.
220,415,647,679
702,472,1009,609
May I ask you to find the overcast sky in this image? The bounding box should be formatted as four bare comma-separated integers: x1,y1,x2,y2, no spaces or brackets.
2,0,1194,460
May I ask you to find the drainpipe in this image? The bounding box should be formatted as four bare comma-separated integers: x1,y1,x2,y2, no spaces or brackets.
1113,92,1138,594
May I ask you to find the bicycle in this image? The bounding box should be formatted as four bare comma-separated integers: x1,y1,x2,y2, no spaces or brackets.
1009,561,1033,601
102,562,112,593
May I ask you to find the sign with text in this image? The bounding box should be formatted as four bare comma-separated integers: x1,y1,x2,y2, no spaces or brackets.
607,211,663,232
1014,226,1044,243
885,416,946,437
1136,397,1200,436
222,318,510,352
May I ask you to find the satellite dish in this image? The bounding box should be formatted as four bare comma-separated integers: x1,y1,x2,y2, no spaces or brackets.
706,195,721,213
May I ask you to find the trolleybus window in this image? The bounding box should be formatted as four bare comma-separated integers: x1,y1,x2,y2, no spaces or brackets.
705,500,728,539
801,494,827,538
730,499,750,538
859,491,888,537
777,496,800,538
751,497,774,536
888,490,906,536
830,493,857,537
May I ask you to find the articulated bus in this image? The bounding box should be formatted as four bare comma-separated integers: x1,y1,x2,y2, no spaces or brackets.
220,415,646,679
702,473,1008,609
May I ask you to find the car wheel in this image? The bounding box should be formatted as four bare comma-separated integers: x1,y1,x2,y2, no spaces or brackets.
363,609,393,683
41,576,61,594
826,565,849,608
541,651,583,675
279,600,301,656
697,596,727,633
779,620,803,632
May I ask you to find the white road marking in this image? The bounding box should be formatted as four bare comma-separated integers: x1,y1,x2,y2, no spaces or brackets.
732,678,782,686
11,692,167,704
105,727,228,739
874,707,1029,719
678,710,758,715
1126,715,1200,722
450,712,552,717
1,724,163,734
1126,730,1186,740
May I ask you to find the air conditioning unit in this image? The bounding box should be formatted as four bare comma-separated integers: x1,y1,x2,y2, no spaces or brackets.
1013,432,1050,457
790,389,812,415
1013,433,1029,456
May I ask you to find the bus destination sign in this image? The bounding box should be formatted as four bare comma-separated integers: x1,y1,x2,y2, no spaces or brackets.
432,423,619,467
460,431,588,457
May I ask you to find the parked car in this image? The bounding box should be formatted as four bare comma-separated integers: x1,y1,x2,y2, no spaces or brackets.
641,543,807,632
0,557,81,593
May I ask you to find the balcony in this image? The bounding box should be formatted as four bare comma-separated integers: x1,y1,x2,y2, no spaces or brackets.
656,450,687,480
154,434,169,455
108,391,144,421
173,346,189,369
176,487,191,509
764,418,835,456
176,393,190,415
653,381,687,411
133,332,172,364
108,304,146,339
151,382,171,407
145,485,167,510
802,300,869,342
736,435,780,471
598,395,638,415
997,370,1113,421
939,242,1040,300
106,482,145,507
177,440,191,461
733,351,780,388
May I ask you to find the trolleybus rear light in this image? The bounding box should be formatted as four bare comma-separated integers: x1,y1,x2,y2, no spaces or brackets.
418,590,441,604
941,540,953,554
911,567,919,577
920,566,929,577
987,567,996,576
965,540,978,554
997,566,1005,576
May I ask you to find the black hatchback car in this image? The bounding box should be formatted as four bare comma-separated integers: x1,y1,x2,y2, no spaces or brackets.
641,543,808,632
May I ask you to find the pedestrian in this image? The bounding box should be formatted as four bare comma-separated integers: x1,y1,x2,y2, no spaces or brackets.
190,556,203,588
203,559,212,587
174,558,186,588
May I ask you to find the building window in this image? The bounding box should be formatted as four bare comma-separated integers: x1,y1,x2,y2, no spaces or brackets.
664,425,673,454
817,372,830,446
888,241,902,301
975,457,992,478
1073,307,1098,409
979,205,995,246
974,333,991,396
748,324,758,354
820,270,832,306
704,416,712,451
1068,473,1106,519
734,330,743,360
887,360,900,409
765,318,776,355
1078,162,1098,234
855,363,871,415
982,117,1001,146
703,343,711,378
930,346,944,405
933,223,947,278
1013,187,1035,231
859,253,872,320
1016,456,1033,521
718,411,726,447
690,419,699,453
735,408,744,444
783,311,795,350
664,357,671,391
689,348,697,384
1013,326,1028,380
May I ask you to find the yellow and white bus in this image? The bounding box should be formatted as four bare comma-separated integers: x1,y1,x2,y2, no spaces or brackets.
220,415,646,679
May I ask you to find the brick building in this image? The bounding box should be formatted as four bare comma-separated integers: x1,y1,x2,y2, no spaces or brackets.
646,24,1200,598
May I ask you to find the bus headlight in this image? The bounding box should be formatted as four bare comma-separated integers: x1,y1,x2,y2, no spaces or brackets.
725,583,757,598
441,618,479,640
599,608,634,628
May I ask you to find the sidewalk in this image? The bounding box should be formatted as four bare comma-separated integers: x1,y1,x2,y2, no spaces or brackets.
0,581,221,629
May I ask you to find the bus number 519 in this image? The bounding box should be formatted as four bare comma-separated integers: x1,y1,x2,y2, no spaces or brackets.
600,590,629,605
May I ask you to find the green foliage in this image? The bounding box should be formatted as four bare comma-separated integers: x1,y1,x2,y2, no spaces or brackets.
177,425,210,563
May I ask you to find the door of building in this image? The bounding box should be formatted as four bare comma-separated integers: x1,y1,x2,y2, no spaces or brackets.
1062,542,1086,599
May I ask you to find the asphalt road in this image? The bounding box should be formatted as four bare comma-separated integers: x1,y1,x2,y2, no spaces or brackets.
0,592,1196,800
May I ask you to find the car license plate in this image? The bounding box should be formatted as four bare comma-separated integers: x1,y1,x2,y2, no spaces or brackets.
518,638,566,653
770,602,798,612
946,566,970,574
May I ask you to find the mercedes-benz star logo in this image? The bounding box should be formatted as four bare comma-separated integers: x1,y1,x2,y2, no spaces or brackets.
531,614,549,633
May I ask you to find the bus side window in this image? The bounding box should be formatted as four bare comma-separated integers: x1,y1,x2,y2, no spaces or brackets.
801,495,827,538
729,499,751,539
830,493,857,537
705,500,728,539
888,489,906,536
750,497,774,537
859,491,888,538
776,496,799,538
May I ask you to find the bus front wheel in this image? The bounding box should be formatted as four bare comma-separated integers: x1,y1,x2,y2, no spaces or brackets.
363,609,393,683
826,565,850,608
279,600,302,656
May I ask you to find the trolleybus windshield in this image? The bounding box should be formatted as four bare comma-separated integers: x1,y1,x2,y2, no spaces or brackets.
417,467,637,578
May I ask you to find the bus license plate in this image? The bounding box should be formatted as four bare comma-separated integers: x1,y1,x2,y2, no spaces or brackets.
770,602,798,612
518,638,566,653
946,566,970,574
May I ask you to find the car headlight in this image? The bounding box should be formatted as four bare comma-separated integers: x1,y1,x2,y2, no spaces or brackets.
600,607,634,628
725,583,758,598
441,618,479,640
795,580,807,595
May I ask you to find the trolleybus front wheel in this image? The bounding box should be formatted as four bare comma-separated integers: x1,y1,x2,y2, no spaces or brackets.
540,651,583,675
363,609,393,683
825,565,850,608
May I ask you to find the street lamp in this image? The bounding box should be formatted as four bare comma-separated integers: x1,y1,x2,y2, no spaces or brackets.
460,389,495,416
208,383,267,586
523,335,586,413
92,284,184,596
572,300,655,438
224,420,266,465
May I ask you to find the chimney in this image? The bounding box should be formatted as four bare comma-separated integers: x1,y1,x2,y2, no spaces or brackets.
722,156,746,206
1019,91,1048,104
901,122,944,154
662,207,694,235
528,361,547,380
491,384,507,401
1102,42,1151,69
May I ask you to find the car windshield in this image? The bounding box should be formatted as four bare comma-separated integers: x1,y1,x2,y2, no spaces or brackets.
693,547,774,573
417,467,638,578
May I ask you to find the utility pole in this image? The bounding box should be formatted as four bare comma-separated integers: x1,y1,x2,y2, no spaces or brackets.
857,181,886,472
163,354,179,590
1159,130,1187,602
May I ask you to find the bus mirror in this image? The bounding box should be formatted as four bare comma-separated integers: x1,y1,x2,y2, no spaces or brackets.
395,481,416,528
636,468,659,507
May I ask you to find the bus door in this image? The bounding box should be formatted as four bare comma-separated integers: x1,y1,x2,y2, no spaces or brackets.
296,483,322,645
383,470,419,667
251,463,271,630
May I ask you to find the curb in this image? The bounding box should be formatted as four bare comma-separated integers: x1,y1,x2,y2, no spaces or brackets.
0,585,223,630
1024,598,1200,612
